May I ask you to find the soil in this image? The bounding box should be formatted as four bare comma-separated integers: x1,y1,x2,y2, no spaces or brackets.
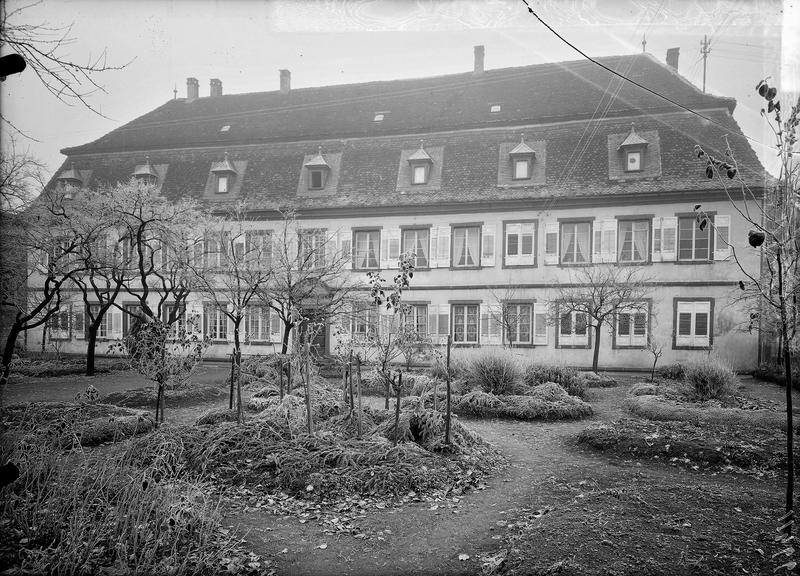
224,375,797,575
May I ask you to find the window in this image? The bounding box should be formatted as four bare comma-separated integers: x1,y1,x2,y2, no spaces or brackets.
412,164,428,185
352,303,377,341
616,304,648,347
404,304,428,336
560,222,591,264
402,229,429,268
373,112,387,122
678,216,711,261
47,236,73,268
50,306,71,339
245,230,272,268
216,174,229,194
122,304,141,337
220,125,231,132
204,305,228,341
505,303,532,344
246,306,270,342
165,304,187,339
299,229,326,269
626,150,642,172
504,222,535,266
513,158,530,180
353,230,380,270
309,169,325,190
675,300,712,348
618,220,650,263
559,309,588,347
490,103,502,113
89,305,113,339
452,304,479,344
452,226,480,267
204,238,223,268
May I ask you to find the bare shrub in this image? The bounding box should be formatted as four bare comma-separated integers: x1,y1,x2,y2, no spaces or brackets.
463,351,522,395
684,359,738,401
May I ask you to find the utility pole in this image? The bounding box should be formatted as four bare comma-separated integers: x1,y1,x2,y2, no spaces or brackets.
700,34,711,93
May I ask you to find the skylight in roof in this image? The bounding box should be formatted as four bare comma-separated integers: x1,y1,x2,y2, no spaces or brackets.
489,104,502,113
220,125,231,132
373,111,388,122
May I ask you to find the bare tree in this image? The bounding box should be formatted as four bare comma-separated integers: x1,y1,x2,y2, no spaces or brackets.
188,201,274,423
555,265,652,372
0,1,130,135
694,80,798,536
261,210,355,355
0,190,89,396
0,138,46,211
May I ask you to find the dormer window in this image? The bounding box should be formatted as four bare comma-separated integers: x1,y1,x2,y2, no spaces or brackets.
508,134,536,181
618,123,648,173
57,163,82,198
133,156,159,187
408,140,433,185
304,146,330,191
210,152,238,195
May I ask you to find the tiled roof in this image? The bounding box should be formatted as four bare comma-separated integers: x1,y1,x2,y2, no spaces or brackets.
62,53,735,155
508,136,536,156
52,108,769,213
618,123,649,148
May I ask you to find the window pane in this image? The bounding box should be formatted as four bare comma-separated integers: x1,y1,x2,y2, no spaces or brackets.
521,233,533,255
413,165,426,184
618,313,631,336
310,170,323,188
217,175,228,193
575,313,587,335
507,233,519,256
678,218,694,260
514,159,529,179
694,224,710,260
634,313,647,336
560,312,571,335
561,224,575,263
467,305,478,342
466,228,479,266
619,221,633,261
678,312,692,335
695,312,708,336
575,223,590,263
416,230,428,267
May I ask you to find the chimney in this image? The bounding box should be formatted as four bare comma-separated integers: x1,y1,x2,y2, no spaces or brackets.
210,78,222,97
280,69,291,94
666,47,680,71
473,45,485,75
186,77,199,100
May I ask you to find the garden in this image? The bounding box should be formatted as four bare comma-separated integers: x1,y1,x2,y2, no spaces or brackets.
1,348,798,575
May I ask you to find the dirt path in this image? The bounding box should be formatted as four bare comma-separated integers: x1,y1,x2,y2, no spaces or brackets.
227,379,787,575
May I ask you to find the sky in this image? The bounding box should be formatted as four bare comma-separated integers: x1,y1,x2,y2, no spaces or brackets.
1,0,797,179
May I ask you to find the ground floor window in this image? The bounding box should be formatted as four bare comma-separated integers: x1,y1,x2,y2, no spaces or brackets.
352,303,378,342
505,303,532,344
246,305,270,342
89,304,113,339
50,306,71,340
204,306,228,341
558,309,588,347
452,304,479,343
675,300,712,348
616,303,648,347
403,304,428,336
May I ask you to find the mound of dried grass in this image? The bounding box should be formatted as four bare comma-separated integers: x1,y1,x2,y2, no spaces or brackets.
195,408,239,426
101,385,225,408
527,382,570,402
625,394,789,430
454,391,592,420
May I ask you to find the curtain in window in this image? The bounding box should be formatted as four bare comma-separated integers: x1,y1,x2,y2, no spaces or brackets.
415,232,428,267
561,226,574,262
453,229,465,266
576,225,590,263
633,225,648,260
367,232,378,267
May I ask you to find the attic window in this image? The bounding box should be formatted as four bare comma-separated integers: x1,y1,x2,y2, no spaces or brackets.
373,112,388,122
57,163,82,198
304,146,330,191
508,134,536,181
210,152,238,194
133,157,159,187
407,140,433,185
489,103,502,113
220,125,231,132
617,123,649,173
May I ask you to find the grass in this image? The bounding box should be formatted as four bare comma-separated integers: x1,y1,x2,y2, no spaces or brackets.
101,384,226,408
10,357,129,378
684,359,738,401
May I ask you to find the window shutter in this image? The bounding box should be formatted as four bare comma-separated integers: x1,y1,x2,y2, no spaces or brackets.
651,219,663,262
544,222,559,265
713,215,731,260
480,304,490,341
110,308,123,339
592,221,603,263
337,230,352,266
482,304,502,345
270,309,283,342
521,222,536,265
438,304,450,336
533,302,548,345
74,307,86,340
481,224,496,268
428,305,438,339
379,230,390,269
437,226,451,268
660,217,677,261
603,219,617,263
428,228,439,268
388,228,401,266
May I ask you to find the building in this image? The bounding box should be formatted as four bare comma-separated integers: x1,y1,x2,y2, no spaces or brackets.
38,47,768,370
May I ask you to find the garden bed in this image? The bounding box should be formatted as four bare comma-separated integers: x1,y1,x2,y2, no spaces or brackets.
101,384,226,408
578,418,794,474
2,401,155,448
454,385,592,421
